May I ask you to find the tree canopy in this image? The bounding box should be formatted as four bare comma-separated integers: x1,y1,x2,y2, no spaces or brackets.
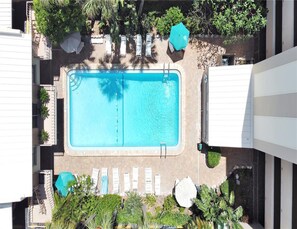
33,0,86,44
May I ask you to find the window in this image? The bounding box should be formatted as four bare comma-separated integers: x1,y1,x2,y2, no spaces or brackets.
32,65,36,84
32,104,38,128
32,147,37,166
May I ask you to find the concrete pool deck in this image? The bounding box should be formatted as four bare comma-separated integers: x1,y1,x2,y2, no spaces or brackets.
50,35,255,194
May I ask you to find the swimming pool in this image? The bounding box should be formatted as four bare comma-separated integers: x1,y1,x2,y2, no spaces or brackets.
67,69,180,149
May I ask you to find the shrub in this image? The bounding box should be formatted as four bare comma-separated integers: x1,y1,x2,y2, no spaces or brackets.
141,11,158,34
33,0,85,44
39,88,49,104
156,211,190,227
40,129,49,143
156,7,185,36
163,195,177,211
143,194,157,208
40,104,49,119
220,180,230,198
207,150,221,168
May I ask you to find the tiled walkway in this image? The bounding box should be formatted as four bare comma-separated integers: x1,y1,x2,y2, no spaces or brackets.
49,35,254,194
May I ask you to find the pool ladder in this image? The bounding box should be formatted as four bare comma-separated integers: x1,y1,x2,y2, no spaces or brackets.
163,63,170,83
160,142,167,158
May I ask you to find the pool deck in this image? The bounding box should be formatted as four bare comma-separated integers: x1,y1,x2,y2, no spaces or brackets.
50,35,255,194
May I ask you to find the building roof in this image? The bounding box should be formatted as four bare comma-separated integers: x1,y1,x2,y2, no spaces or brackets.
0,28,32,203
0,0,12,28
206,64,253,148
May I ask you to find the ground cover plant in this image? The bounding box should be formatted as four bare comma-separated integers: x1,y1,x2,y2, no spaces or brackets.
207,147,221,168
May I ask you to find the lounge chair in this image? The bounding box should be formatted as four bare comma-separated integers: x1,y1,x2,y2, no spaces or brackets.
91,168,99,194
145,168,153,194
132,167,138,191
145,33,152,57
168,41,174,53
76,42,84,54
112,168,119,194
155,174,161,195
136,34,142,56
101,168,108,195
120,35,126,57
105,34,112,56
124,173,130,193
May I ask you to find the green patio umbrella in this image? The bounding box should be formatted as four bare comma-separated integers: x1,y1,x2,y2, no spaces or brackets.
55,171,75,197
169,22,190,51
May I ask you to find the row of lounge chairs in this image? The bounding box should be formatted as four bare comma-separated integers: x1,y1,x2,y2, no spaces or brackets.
105,34,152,57
91,167,161,195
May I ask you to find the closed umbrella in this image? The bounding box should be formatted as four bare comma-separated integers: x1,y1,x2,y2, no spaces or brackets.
169,22,190,51
60,32,81,53
174,177,197,208
55,171,76,197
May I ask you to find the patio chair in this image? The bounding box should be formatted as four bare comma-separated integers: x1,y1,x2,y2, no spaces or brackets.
120,35,126,57
145,33,152,57
105,34,112,56
155,174,161,196
124,173,130,193
112,168,119,194
101,168,108,195
76,42,84,54
132,167,138,191
168,41,174,53
145,168,153,194
136,34,142,56
91,168,99,194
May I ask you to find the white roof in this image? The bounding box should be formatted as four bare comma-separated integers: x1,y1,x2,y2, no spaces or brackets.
0,0,12,28
0,28,32,203
207,65,253,148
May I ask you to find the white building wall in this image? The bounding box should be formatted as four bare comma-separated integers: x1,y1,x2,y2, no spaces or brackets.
0,29,32,204
208,65,253,148
0,203,12,228
266,0,275,57
280,160,293,229
0,0,12,28
265,154,274,229
282,0,294,51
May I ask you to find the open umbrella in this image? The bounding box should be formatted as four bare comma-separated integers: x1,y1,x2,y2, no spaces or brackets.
60,32,81,53
55,172,76,197
169,22,190,51
174,177,197,208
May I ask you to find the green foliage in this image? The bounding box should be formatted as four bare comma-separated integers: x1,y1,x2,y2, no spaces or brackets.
141,11,158,33
212,0,267,38
39,88,49,104
117,192,143,224
82,0,101,19
120,2,138,35
220,180,229,198
163,195,177,211
40,104,49,119
40,129,49,143
186,217,214,229
155,211,190,227
207,150,221,168
156,6,185,36
33,0,85,44
143,194,157,208
194,184,243,227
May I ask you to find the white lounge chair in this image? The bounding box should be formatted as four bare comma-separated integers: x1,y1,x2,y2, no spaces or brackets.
76,42,84,54
145,33,152,57
112,168,119,194
101,168,108,195
91,168,99,194
136,34,142,56
145,168,153,194
105,34,112,56
124,173,130,193
155,174,161,196
132,167,138,191
120,35,126,57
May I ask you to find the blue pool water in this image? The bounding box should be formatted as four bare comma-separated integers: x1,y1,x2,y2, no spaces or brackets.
67,70,180,148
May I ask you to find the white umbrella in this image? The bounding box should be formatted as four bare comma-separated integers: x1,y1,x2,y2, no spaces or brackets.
174,177,197,208
60,32,81,53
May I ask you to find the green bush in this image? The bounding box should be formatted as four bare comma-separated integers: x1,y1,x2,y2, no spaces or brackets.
40,129,49,143
207,150,221,168
143,194,157,208
39,88,49,104
156,7,185,36
141,11,158,34
163,195,177,211
220,180,230,198
117,192,143,225
156,211,190,227
40,104,49,119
